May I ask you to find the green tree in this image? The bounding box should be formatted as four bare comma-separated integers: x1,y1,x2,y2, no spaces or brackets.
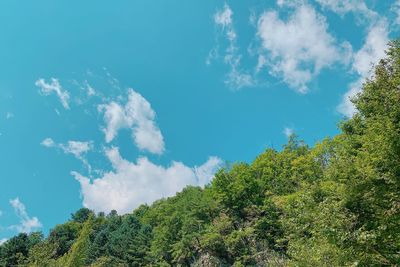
47,221,81,258
71,208,94,223
26,241,58,267
338,41,400,265
58,215,93,266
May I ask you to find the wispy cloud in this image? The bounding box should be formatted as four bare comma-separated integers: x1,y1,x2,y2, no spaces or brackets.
392,0,400,25
208,3,254,89
41,138,93,171
61,141,93,160
99,89,165,155
35,78,70,109
9,198,42,234
315,0,378,23
86,83,96,97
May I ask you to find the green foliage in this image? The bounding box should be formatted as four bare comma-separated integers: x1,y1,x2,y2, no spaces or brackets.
71,208,95,223
1,40,400,266
47,221,81,258
58,215,93,266
337,41,400,265
27,240,58,267
142,186,216,265
0,232,42,267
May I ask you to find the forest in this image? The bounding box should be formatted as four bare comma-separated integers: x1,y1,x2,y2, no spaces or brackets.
1,41,399,266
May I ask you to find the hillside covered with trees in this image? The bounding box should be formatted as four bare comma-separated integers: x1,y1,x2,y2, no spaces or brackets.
1,41,400,266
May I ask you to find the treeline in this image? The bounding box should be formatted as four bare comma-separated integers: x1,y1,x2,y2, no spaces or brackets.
1,42,400,266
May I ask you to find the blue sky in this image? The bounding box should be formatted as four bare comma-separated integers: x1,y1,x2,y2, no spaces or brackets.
0,0,399,241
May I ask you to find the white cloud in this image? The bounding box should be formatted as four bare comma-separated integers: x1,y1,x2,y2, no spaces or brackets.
99,102,127,143
338,20,388,117
392,0,400,25
337,80,362,117
60,141,92,159
276,0,306,8
255,55,267,73
9,198,42,234
72,147,223,214
35,78,70,109
214,4,234,28
283,127,294,137
194,156,223,186
0,238,7,245
99,89,165,155
257,4,349,93
86,82,96,97
209,3,254,89
315,0,378,22
351,21,388,77
41,138,55,147
41,138,92,157
41,138,93,171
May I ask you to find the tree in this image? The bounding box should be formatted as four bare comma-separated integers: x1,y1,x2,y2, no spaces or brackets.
71,208,94,223
0,233,30,266
58,215,94,266
48,221,81,257
338,41,400,265
27,241,58,267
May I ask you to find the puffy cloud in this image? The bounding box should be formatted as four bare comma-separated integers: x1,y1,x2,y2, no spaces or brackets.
0,238,7,245
338,20,388,117
208,3,254,89
99,89,165,155
257,4,349,93
9,198,42,234
72,147,223,214
35,78,70,109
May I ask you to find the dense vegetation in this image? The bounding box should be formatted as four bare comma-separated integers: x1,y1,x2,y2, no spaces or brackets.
1,42,400,266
